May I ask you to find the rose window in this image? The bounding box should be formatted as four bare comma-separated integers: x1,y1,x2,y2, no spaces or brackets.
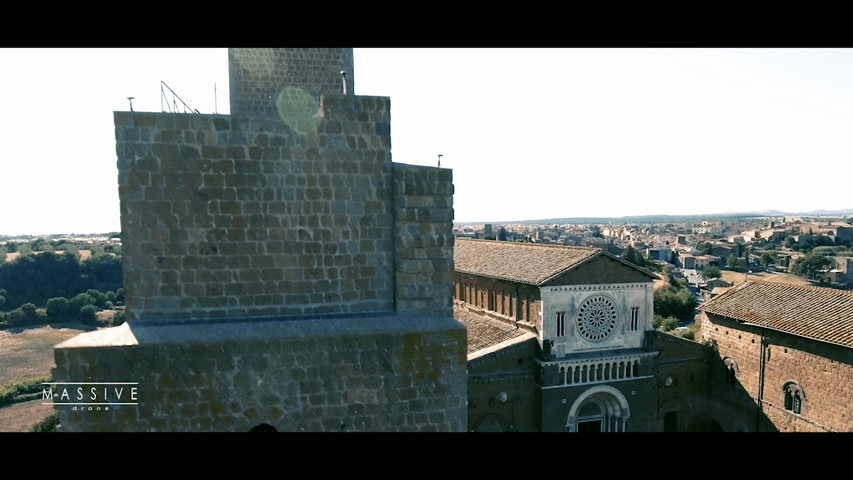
576,296,618,342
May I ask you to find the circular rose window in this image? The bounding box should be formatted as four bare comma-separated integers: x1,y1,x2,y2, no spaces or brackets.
576,296,618,342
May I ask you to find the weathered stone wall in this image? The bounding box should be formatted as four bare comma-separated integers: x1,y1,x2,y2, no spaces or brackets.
53,314,467,432
393,164,455,317
229,48,354,117
51,48,467,432
466,338,540,432
702,312,853,432
648,331,719,432
115,94,394,323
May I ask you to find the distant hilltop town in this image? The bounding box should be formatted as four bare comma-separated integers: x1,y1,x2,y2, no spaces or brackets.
455,212,853,290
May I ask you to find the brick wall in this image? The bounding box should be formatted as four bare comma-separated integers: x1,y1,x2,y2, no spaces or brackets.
702,312,853,432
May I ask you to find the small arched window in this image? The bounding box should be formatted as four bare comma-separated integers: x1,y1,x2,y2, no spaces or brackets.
723,357,738,385
783,382,805,415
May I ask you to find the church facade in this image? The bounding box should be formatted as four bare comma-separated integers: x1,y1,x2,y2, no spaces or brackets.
454,238,714,432
456,238,853,432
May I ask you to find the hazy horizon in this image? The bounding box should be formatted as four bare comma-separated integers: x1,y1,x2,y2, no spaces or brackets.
2,48,853,235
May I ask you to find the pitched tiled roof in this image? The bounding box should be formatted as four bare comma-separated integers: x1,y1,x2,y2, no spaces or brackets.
454,238,601,285
699,280,853,348
453,305,534,355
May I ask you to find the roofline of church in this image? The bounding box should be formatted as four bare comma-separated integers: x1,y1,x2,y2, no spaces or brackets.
700,280,853,350
454,239,661,286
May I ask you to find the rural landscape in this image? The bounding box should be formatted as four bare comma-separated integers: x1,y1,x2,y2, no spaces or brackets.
0,235,124,432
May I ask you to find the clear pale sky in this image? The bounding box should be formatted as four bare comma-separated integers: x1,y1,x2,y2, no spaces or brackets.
1,48,852,236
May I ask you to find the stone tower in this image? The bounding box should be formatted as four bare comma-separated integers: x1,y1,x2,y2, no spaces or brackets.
51,48,467,432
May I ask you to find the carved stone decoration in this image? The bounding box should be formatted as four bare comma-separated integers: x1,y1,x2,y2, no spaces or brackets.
576,295,618,342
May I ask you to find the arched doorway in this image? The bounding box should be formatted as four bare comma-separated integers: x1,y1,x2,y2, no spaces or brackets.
472,413,511,432
566,385,630,432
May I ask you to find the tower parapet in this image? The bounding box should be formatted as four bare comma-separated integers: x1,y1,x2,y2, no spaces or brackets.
52,48,465,432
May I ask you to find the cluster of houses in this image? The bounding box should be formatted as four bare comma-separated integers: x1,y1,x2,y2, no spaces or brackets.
455,218,853,289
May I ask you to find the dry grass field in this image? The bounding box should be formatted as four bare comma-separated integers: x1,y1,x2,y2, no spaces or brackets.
3,249,92,263
0,323,94,432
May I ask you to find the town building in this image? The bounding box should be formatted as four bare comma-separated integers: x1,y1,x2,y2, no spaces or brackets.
675,252,696,269
453,238,716,432
646,244,672,263
708,242,738,260
699,280,853,432
454,238,853,432
820,256,853,286
692,220,722,236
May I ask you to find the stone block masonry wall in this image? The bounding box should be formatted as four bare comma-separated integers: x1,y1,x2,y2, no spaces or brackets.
53,48,467,432
393,164,455,317
115,93,395,323
53,314,467,432
229,48,355,117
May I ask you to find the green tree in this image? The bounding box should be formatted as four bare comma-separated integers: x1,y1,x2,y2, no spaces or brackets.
697,242,712,255
654,286,696,319
6,302,45,326
784,235,798,250
726,254,738,269
45,297,68,317
701,266,721,279
792,252,832,281
760,250,778,267
620,246,646,268
111,308,127,326
590,225,602,238
79,304,98,325
673,323,700,341
653,314,679,332
87,289,108,309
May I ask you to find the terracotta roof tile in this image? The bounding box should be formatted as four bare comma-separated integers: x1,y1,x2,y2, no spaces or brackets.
699,280,853,348
453,306,532,354
454,238,601,285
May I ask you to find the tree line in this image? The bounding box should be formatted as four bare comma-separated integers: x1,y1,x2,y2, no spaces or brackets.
0,247,124,328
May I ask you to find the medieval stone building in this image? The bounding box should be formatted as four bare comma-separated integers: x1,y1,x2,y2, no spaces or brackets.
46,48,853,433
50,48,467,432
699,280,853,432
454,238,715,432
455,237,853,432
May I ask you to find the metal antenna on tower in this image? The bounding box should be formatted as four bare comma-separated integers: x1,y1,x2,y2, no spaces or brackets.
437,154,443,168
127,97,134,112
